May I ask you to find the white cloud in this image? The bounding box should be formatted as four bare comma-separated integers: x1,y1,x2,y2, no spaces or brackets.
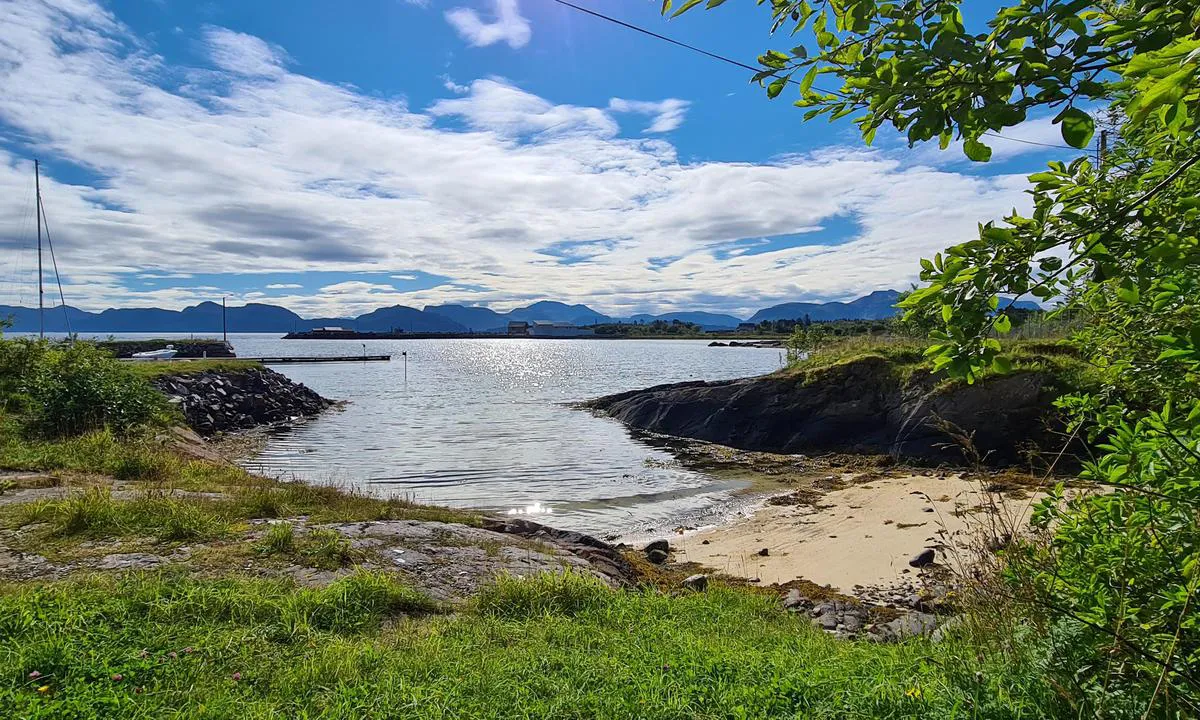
0,0,1040,318
203,26,289,77
391,274,417,280
445,0,531,49
266,283,303,289
441,75,470,95
429,78,619,137
609,98,691,133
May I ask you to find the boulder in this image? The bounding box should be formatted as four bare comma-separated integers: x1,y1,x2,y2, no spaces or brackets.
879,612,940,640
682,574,708,592
782,588,810,611
646,548,669,565
644,539,670,554
814,611,840,631
909,548,936,568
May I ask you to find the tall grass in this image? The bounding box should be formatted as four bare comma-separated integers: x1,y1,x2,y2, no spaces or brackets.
0,571,1074,719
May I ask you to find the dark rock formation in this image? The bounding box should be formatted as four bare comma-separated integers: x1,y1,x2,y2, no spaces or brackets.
644,539,670,554
152,368,333,435
585,356,1063,465
480,517,640,587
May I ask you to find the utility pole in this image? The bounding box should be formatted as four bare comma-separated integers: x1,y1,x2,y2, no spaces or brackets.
35,159,43,338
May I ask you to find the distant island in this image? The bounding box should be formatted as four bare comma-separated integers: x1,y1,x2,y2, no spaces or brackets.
0,290,1040,335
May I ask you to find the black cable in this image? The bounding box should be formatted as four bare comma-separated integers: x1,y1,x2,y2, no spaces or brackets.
548,0,1085,152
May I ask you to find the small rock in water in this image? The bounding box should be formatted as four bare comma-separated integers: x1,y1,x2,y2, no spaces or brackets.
909,548,936,568
700,539,710,545
757,547,770,557
682,574,708,592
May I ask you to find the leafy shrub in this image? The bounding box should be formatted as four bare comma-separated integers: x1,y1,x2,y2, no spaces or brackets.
17,341,168,436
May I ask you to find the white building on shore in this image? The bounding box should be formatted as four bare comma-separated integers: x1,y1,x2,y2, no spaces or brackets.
528,321,594,338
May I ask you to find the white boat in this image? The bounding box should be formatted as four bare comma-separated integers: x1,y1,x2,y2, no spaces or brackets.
131,345,178,360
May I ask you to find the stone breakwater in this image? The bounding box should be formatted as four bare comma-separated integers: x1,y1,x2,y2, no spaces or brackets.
152,368,334,435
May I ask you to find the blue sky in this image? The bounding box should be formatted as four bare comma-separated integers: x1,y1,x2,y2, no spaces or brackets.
0,0,1078,318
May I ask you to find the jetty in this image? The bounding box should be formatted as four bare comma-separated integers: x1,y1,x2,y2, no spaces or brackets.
120,355,391,364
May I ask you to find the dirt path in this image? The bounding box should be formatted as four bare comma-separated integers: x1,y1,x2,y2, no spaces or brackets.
673,473,1047,591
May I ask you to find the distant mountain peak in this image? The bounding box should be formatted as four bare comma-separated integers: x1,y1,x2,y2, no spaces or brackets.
0,290,1035,334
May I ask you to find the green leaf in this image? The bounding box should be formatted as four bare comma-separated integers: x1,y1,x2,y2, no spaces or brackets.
767,78,786,99
799,66,818,94
1056,107,1095,149
992,356,1013,374
670,0,705,18
941,305,953,323
994,313,1012,333
963,139,992,162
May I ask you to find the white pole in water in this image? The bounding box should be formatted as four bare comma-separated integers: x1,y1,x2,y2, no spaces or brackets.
361,343,367,361
402,351,407,382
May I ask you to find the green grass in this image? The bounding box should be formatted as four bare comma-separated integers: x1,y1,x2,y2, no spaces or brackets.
782,335,1098,391
0,570,1070,719
124,359,262,380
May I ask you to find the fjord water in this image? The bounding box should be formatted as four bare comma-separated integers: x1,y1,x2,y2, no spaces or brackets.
221,335,780,536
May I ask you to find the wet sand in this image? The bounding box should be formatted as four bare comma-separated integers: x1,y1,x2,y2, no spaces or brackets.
673,472,1047,591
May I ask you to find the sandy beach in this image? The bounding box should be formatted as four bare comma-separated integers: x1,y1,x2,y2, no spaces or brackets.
673,471,1048,591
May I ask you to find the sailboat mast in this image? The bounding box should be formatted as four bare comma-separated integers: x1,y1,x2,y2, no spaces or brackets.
35,159,43,339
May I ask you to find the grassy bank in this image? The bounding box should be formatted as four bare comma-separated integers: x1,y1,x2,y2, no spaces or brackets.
0,571,1067,719
0,335,1110,717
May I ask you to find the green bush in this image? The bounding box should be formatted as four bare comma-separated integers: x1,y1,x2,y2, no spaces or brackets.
16,341,168,437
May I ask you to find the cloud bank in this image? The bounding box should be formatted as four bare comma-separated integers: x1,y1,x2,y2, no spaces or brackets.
0,0,1040,318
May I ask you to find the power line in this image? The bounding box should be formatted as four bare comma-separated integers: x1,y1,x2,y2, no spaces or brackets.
549,0,1085,152
550,0,761,75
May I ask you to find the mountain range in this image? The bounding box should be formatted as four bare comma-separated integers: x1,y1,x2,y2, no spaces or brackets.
0,290,1040,334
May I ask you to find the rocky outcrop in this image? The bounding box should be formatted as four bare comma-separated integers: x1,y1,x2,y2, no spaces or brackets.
100,340,235,358
585,356,1062,465
152,368,334,435
481,517,639,587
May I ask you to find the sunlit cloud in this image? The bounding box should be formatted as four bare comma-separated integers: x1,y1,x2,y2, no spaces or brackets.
444,0,531,49
0,0,1041,318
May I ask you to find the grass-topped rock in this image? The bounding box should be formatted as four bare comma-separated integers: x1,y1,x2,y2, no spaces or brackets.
586,338,1093,466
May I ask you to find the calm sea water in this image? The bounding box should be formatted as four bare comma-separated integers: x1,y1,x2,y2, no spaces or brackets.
37,333,782,536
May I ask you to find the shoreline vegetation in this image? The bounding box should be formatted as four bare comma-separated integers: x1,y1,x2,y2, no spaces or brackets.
0,330,1094,717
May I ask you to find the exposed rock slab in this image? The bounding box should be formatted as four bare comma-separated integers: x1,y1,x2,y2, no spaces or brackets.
328,518,635,602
